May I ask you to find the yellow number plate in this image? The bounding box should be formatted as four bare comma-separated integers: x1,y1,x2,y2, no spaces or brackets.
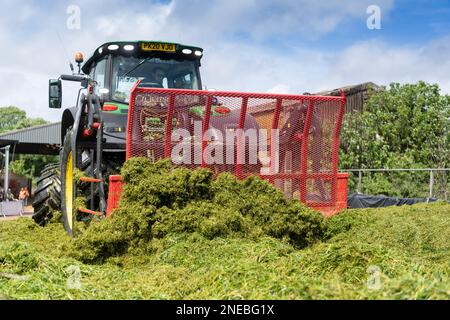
141,42,176,52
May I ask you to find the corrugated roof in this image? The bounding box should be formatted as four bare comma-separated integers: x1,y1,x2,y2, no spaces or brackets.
314,82,380,96
0,122,61,145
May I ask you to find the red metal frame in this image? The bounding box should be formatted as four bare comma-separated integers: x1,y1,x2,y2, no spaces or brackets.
164,95,175,158
299,100,315,203
330,90,347,206
268,98,283,184
125,86,347,213
236,97,249,178
201,96,213,167
125,80,143,158
126,86,345,159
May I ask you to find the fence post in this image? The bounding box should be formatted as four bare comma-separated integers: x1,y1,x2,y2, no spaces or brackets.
3,146,10,201
429,170,434,199
358,170,363,194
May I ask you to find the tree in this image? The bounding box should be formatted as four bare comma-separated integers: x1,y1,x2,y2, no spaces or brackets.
340,82,450,197
0,106,47,133
0,106,26,133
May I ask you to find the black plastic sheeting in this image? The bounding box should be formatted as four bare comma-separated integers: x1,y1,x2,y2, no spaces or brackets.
347,193,439,209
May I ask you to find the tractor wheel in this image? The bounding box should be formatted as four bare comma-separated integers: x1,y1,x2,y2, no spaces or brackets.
32,163,61,226
60,129,76,236
60,128,123,236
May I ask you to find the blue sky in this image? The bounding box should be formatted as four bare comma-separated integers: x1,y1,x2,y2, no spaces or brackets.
308,0,450,49
1,0,450,121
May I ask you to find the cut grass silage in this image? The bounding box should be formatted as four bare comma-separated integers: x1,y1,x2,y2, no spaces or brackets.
68,158,325,263
0,158,449,299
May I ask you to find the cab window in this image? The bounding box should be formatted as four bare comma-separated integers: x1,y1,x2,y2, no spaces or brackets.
92,58,107,94
173,72,194,89
111,56,201,103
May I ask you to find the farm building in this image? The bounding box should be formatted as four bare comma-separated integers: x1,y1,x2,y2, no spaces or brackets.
314,82,381,114
0,122,61,155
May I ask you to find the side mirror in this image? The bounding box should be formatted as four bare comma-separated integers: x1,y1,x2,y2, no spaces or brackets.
49,79,62,109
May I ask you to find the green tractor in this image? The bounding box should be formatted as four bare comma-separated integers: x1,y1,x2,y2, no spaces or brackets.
32,41,348,234
32,41,205,235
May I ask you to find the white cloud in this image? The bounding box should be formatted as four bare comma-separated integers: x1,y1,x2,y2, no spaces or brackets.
203,36,450,95
267,84,292,94
325,38,450,92
0,0,450,124
95,1,175,39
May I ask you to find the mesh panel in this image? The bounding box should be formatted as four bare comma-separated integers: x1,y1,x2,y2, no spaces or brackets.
127,87,346,208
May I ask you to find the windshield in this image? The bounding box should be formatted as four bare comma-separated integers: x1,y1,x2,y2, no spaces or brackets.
111,56,201,103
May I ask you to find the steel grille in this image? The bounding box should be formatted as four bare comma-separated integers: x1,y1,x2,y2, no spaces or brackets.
126,84,346,209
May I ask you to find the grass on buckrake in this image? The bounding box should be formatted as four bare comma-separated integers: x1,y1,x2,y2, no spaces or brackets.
66,159,326,264
0,202,449,300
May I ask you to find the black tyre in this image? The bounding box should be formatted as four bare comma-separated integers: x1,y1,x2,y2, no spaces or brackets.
32,163,61,226
60,129,77,236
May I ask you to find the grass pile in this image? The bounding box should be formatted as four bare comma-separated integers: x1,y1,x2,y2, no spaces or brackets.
68,158,325,263
0,158,449,299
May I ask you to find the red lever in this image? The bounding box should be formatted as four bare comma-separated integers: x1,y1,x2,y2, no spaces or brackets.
82,128,92,138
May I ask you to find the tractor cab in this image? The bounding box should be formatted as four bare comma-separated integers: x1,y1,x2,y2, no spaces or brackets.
81,41,204,111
